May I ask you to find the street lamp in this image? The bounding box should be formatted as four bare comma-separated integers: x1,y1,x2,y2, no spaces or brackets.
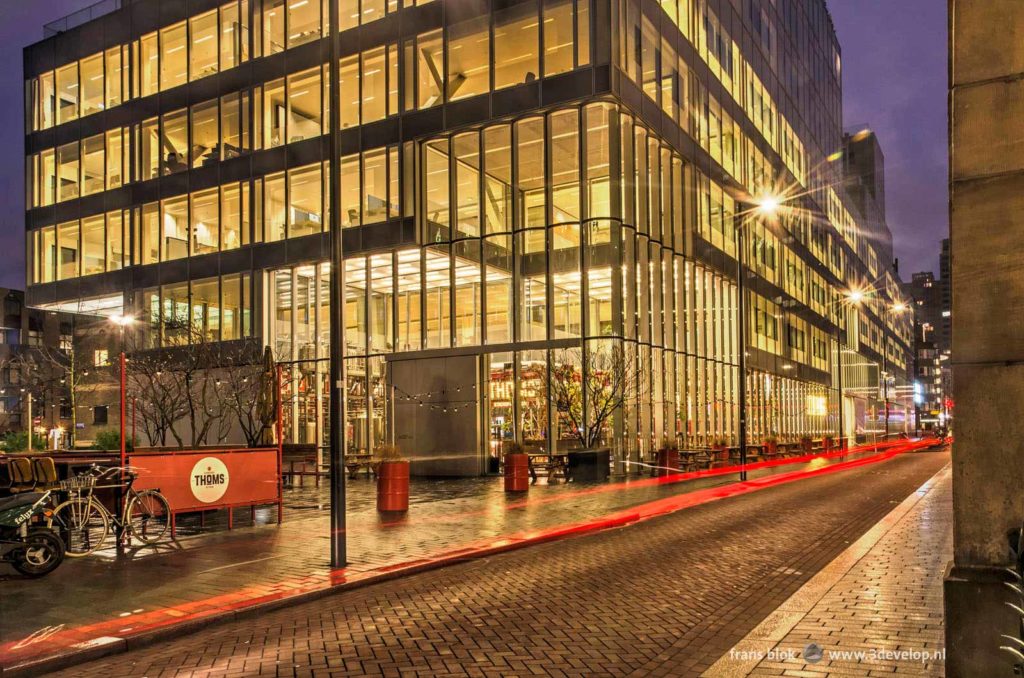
109,313,134,546
736,194,781,481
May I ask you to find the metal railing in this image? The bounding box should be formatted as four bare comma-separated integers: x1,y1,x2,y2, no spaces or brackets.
43,0,122,38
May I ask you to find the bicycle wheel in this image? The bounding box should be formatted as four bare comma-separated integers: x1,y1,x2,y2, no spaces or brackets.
126,490,171,544
48,498,110,556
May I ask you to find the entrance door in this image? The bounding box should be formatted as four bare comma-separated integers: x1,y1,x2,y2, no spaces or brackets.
390,354,482,477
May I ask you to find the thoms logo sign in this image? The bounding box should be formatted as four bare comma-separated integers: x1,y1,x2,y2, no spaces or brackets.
190,457,230,503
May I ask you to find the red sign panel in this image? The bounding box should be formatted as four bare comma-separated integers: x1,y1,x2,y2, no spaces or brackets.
129,449,280,513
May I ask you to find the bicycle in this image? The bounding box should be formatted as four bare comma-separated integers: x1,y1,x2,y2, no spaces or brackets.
47,465,171,556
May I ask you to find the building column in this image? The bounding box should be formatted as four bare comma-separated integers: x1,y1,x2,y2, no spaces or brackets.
947,2,1024,674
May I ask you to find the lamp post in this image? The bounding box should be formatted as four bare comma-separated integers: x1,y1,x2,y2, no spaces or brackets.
735,195,780,482
110,314,134,545
327,0,347,568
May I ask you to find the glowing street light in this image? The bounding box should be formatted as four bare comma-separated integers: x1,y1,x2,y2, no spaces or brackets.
755,193,782,216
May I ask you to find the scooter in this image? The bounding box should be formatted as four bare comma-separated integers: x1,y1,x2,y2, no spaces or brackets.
0,491,65,577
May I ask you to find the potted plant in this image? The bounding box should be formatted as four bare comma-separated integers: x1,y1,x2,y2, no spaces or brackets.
375,444,409,512
547,346,637,482
823,435,835,452
503,442,530,492
763,436,779,457
655,437,680,477
799,436,813,454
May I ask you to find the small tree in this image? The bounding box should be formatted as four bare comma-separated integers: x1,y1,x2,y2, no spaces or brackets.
548,343,638,450
218,344,277,447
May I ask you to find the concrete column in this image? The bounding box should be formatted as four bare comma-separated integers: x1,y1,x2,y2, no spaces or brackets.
947,2,1024,674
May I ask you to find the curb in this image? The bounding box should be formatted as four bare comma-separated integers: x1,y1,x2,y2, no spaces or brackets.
0,440,941,677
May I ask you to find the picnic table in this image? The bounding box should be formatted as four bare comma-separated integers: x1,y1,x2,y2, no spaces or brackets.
526,452,569,484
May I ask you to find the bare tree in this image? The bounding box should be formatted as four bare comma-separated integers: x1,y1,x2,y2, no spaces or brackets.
218,345,277,447
548,343,639,450
126,348,188,447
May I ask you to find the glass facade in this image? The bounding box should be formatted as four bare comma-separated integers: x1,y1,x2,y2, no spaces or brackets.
25,0,914,467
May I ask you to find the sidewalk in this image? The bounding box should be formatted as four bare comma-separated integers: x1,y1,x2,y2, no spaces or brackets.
703,461,951,677
0,440,932,675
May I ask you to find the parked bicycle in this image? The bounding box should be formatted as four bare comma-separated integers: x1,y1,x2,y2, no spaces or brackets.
47,465,171,556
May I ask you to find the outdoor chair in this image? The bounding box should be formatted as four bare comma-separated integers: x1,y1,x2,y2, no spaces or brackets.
7,458,35,493
31,457,60,490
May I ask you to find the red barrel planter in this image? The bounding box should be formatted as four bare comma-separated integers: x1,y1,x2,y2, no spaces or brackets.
655,449,679,476
713,445,729,463
377,460,410,512
503,453,530,492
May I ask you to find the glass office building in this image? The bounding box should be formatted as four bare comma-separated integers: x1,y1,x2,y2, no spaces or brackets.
24,0,914,472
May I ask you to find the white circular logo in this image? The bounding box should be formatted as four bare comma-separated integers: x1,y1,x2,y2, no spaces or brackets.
190,457,229,503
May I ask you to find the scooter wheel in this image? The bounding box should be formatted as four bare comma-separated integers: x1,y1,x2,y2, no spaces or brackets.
12,528,66,577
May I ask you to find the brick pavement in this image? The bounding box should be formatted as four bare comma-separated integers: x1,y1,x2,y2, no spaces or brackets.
704,460,951,677
1,443,902,671
40,447,950,678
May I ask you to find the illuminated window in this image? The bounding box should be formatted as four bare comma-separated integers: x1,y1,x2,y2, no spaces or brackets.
105,128,124,190
287,67,323,141
139,33,159,97
287,0,320,48
162,196,189,261
80,54,104,116
161,109,188,174
160,22,188,90
289,164,322,237
191,99,219,168
78,216,104,276
55,62,78,124
190,10,219,80
447,16,490,101
494,1,538,89
192,188,220,255
81,135,105,196
57,142,79,203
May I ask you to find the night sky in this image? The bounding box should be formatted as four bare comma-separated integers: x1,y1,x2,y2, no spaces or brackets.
0,0,949,290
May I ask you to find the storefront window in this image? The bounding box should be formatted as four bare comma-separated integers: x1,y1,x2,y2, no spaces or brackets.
395,248,422,351
519,229,547,341
369,253,394,353
424,245,450,348
453,239,481,346
519,350,548,449
485,234,513,343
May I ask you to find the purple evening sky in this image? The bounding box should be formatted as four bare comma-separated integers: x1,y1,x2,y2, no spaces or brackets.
0,0,949,290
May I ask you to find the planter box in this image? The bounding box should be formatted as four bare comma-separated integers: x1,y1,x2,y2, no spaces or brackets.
503,453,530,492
567,449,610,482
377,460,409,512
655,449,679,476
